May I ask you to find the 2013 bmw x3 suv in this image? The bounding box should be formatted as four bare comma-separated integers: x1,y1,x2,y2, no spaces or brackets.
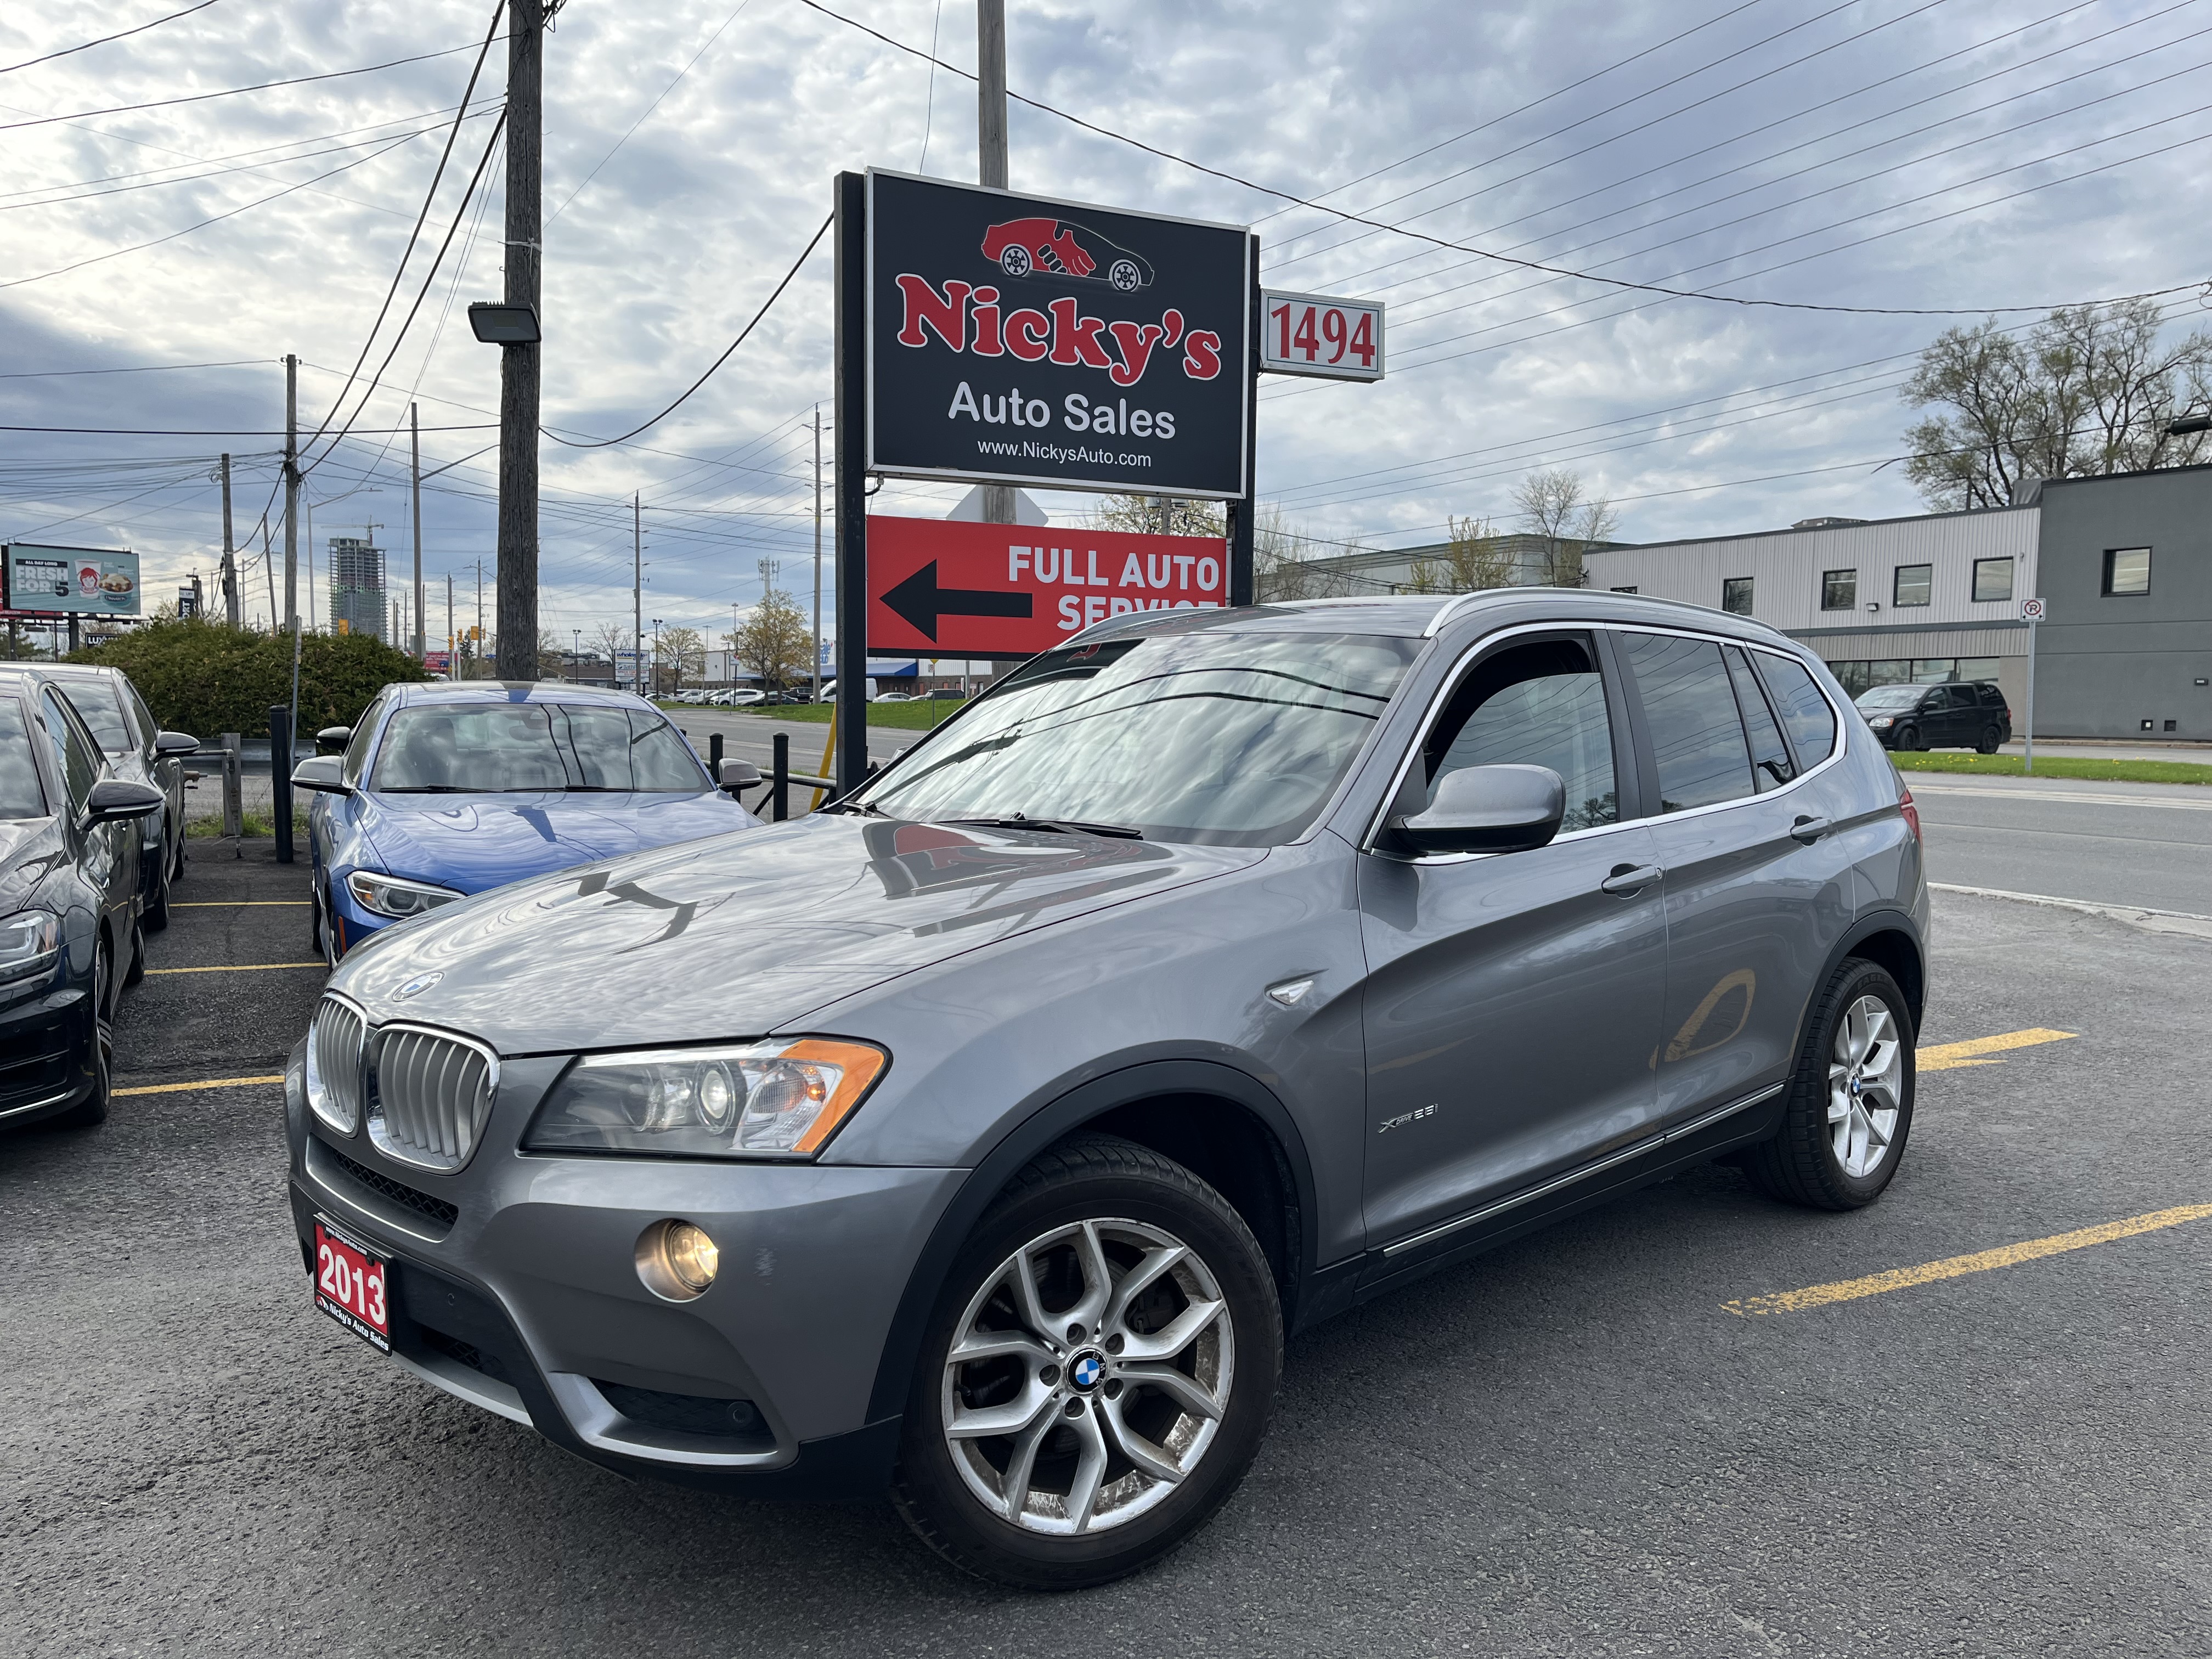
285,590,1928,1589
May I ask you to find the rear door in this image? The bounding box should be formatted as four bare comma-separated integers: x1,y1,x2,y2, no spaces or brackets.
1615,630,1860,1127
1358,629,1668,1246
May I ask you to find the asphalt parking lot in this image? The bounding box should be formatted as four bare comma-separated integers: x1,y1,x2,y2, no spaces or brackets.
5,819,2210,1656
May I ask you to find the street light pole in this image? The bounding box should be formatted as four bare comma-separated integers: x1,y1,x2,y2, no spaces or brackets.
495,0,543,680
811,404,823,701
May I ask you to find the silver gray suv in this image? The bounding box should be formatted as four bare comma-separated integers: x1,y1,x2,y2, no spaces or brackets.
284,591,1928,1588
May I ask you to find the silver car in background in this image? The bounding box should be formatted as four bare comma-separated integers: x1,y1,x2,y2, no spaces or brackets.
285,590,1928,1588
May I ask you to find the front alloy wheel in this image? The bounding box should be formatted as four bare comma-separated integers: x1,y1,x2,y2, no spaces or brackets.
895,1136,1281,1589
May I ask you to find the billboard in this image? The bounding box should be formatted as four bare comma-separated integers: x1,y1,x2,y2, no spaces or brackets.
866,515,1224,657
5,543,140,616
867,170,1252,500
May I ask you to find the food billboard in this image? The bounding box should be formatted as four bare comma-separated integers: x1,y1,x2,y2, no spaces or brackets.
4,544,141,616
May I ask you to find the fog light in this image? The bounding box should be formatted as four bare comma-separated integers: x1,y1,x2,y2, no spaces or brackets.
636,1219,719,1301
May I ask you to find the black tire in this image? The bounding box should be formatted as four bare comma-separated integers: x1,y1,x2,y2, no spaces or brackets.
893,1135,1283,1590
1892,723,1921,752
124,918,146,988
1976,724,2002,754
144,827,172,933
309,884,325,956
51,941,113,1130
1743,958,1915,1210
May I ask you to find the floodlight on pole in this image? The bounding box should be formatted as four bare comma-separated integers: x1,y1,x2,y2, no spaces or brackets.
469,302,541,344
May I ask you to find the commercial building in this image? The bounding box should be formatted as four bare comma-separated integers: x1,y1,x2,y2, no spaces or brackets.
328,537,387,642
1580,465,2212,741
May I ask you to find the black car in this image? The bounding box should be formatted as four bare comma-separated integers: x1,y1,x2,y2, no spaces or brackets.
42,663,196,929
1854,680,2012,752
0,673,164,1132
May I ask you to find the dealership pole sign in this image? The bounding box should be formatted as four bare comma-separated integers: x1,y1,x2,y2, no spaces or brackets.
866,170,1252,500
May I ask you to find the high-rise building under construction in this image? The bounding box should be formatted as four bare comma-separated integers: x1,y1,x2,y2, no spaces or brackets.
328,537,386,641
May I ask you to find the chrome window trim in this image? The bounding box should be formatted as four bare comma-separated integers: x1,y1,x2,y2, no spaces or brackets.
1361,618,1849,864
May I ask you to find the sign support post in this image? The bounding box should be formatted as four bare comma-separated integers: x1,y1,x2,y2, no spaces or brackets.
1228,244,1261,606
833,170,871,798
2021,595,2045,774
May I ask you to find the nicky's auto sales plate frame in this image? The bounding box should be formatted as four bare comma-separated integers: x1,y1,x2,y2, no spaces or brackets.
866,169,1252,501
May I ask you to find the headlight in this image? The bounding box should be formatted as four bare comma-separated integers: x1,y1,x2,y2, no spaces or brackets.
346,870,464,919
1867,716,1893,727
523,1038,889,1160
0,911,61,988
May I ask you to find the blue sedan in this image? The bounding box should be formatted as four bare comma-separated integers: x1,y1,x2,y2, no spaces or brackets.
295,682,760,963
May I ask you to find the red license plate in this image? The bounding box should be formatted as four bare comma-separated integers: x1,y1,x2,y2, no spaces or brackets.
313,1217,390,1352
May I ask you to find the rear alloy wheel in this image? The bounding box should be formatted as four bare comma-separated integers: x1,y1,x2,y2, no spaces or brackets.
1977,724,2004,754
894,1136,1282,1590
1745,958,1914,1210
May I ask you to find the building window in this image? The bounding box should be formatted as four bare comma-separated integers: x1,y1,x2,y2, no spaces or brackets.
1610,585,1638,594
1893,565,1932,607
2103,547,2151,596
1972,557,2014,602
1721,577,1753,615
1821,569,1857,610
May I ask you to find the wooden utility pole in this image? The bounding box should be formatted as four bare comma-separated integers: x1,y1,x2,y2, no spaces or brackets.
218,453,239,625
495,0,543,679
410,402,426,657
811,406,823,701
977,0,1014,529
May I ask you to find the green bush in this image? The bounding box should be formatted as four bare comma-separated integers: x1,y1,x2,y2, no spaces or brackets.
67,618,428,740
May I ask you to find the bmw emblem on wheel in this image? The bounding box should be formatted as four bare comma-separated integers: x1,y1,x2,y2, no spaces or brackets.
1070,1351,1104,1391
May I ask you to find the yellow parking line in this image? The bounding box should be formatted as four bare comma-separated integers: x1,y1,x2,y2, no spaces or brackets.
1724,1203,2212,1318
173,901,309,907
1917,1027,2075,1073
145,962,324,974
115,1074,285,1097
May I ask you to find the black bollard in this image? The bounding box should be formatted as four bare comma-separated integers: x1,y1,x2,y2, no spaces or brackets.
270,704,294,863
709,731,724,771
772,733,788,822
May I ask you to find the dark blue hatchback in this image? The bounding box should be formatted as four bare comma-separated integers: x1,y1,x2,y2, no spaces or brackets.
296,681,760,962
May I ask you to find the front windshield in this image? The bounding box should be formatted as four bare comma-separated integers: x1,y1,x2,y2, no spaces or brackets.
370,703,708,793
58,683,132,755
854,628,1419,845
1855,685,1927,710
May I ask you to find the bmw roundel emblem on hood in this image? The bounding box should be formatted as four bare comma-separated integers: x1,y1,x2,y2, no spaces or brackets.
394,970,444,1001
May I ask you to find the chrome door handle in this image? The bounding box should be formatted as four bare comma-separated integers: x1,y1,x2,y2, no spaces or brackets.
1791,815,1832,844
1601,863,1662,895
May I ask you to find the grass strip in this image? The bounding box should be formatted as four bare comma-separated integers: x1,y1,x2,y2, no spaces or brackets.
1889,752,2212,786
735,699,966,731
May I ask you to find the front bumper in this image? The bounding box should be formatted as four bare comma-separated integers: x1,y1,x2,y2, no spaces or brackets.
0,975,95,1128
284,1055,961,1496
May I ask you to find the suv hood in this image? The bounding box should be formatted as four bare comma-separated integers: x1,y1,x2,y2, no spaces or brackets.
329,814,1262,1052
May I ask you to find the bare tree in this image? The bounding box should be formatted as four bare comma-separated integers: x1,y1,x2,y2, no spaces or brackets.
1513,470,1613,587
1406,515,1519,594
1090,494,1227,538
1901,298,2212,510
1250,504,1374,601
660,625,706,691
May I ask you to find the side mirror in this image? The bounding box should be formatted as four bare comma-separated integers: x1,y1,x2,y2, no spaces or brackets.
1387,763,1565,856
155,730,199,758
84,778,166,825
716,758,762,793
315,725,353,754
290,755,351,795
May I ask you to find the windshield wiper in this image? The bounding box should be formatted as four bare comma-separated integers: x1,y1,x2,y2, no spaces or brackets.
376,785,470,793
951,814,1143,839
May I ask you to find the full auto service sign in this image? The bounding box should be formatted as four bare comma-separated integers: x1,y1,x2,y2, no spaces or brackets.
867,170,1252,500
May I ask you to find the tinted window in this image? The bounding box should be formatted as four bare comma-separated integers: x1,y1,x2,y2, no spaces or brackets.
2103,547,2151,596
0,699,49,818
1724,647,1793,792
1821,569,1857,610
39,690,101,810
343,697,387,787
1893,565,1932,607
1944,685,1977,710
1426,637,1617,832
371,703,708,793
59,682,132,755
856,630,1418,847
1623,634,1752,812
122,680,159,752
1972,557,2013,601
1752,652,1838,770
1721,577,1753,616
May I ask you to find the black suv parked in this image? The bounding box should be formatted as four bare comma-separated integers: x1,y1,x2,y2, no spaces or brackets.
1854,680,2012,752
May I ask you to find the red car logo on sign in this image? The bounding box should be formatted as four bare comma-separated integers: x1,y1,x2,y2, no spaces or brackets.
981,217,1154,292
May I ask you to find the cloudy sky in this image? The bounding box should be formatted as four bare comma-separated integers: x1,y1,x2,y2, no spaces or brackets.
2,0,2206,650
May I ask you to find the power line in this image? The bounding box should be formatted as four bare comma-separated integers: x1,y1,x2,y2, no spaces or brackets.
0,0,221,78
0,32,513,132
543,213,832,448
0,359,267,380
797,0,2200,320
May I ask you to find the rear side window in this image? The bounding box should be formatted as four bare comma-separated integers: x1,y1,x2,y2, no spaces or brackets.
1425,636,1618,832
0,699,49,818
122,680,159,751
1750,651,1838,771
38,690,101,811
59,683,132,755
1724,647,1795,792
1621,633,1753,812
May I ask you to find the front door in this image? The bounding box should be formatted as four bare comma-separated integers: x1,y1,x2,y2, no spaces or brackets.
1358,631,1668,1248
